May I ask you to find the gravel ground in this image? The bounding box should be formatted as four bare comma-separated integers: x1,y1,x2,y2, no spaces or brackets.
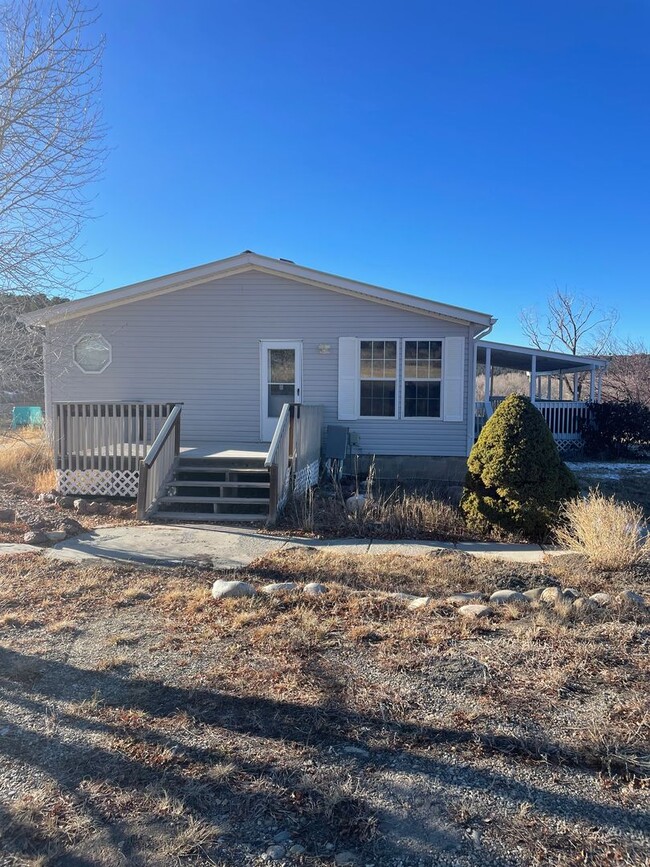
0,550,648,866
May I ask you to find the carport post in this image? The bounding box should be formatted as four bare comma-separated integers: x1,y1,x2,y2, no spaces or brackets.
589,364,596,402
484,346,492,403
529,354,537,403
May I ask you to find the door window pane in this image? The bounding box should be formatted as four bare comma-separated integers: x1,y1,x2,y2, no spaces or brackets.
269,349,295,383
268,383,295,417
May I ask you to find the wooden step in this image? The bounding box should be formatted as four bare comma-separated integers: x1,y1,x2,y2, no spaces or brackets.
159,496,269,505
152,511,267,523
170,480,270,488
175,465,269,475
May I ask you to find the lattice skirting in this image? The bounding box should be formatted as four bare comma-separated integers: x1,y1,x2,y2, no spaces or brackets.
294,460,320,496
56,469,138,497
556,440,583,455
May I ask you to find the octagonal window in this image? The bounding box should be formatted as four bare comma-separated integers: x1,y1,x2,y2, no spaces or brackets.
73,334,111,373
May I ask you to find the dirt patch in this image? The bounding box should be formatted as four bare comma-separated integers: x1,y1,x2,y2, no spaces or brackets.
0,551,648,865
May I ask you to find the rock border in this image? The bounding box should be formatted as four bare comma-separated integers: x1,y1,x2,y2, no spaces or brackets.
211,580,647,615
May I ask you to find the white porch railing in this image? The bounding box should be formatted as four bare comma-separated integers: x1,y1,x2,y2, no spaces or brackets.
536,400,589,440
475,398,589,442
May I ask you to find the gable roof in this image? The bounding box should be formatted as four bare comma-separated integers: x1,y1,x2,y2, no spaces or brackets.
20,250,496,328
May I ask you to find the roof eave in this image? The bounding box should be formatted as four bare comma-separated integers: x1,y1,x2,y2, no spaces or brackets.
19,252,494,328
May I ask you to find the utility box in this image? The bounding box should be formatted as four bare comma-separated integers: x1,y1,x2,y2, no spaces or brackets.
12,406,43,428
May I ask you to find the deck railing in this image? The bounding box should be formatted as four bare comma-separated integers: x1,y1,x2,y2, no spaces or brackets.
265,403,324,524
475,398,589,442
53,401,175,471
136,404,183,518
265,403,293,524
536,400,589,440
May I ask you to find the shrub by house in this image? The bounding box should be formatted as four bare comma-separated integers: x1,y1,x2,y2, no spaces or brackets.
461,394,578,540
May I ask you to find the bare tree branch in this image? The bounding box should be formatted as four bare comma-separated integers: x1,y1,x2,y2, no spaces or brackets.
0,0,106,298
520,286,619,399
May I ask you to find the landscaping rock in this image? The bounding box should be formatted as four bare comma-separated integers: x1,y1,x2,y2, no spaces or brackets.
573,597,598,614
523,587,545,601
342,745,370,757
0,508,16,523
55,496,75,509
391,591,417,602
540,586,564,604
44,530,67,542
272,831,292,844
260,582,299,594
563,587,580,599
111,504,137,518
23,530,48,545
264,845,286,860
489,589,528,605
37,492,56,503
303,582,327,595
617,590,646,608
446,591,484,605
288,844,306,856
408,596,431,610
334,851,358,866
211,579,256,599
459,603,491,618
73,499,96,515
345,494,366,514
589,592,611,607
56,518,84,535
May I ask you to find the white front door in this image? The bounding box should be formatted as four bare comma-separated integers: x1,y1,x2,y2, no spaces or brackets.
260,341,302,441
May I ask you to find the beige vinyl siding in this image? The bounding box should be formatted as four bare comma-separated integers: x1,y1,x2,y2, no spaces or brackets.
46,271,473,457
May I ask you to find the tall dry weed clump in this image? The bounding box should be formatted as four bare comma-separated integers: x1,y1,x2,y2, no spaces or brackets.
287,461,466,540
0,427,54,492
556,488,649,571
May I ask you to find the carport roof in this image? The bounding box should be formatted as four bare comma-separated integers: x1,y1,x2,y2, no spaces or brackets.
477,340,607,374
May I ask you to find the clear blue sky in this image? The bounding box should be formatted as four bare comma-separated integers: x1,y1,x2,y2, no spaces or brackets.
83,0,650,344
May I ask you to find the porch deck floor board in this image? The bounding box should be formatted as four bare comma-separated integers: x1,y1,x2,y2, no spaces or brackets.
179,441,270,461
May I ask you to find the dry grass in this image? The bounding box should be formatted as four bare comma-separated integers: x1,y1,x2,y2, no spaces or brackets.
0,550,647,866
556,488,650,571
0,426,54,492
287,477,468,540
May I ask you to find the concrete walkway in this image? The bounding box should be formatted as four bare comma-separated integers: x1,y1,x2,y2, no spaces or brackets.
39,523,560,570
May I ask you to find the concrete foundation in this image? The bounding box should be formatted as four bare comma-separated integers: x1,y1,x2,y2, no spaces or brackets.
343,454,467,486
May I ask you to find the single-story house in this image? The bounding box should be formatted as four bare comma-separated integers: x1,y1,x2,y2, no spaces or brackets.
22,251,607,523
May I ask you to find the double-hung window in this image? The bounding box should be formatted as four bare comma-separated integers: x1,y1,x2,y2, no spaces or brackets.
403,340,443,418
359,340,397,417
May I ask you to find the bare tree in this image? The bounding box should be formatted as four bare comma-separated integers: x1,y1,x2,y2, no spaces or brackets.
0,0,106,299
601,338,650,407
520,287,619,356
520,287,619,399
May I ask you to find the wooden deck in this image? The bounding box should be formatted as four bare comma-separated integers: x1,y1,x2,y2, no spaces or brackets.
180,442,270,461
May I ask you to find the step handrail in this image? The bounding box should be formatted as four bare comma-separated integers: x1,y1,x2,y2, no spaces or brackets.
265,403,293,524
137,404,182,518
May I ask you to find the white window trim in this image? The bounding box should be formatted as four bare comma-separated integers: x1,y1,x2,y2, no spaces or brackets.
358,338,399,420
72,333,112,374
401,338,444,421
